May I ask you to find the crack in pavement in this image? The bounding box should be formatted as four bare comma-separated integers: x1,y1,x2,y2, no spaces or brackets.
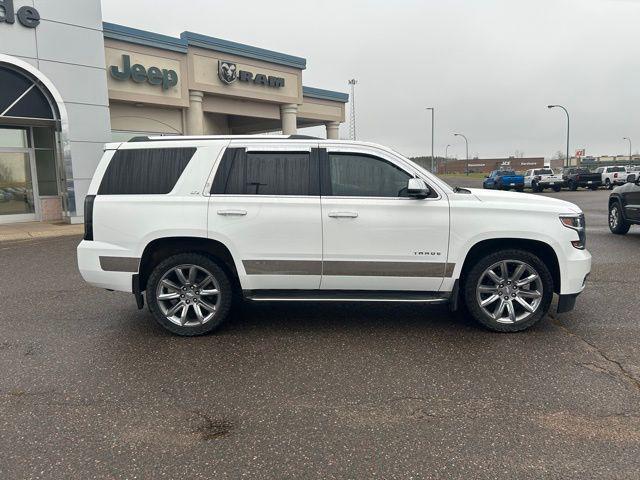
550,317,640,393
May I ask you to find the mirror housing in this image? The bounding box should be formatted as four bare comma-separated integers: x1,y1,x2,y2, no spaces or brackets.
407,178,430,199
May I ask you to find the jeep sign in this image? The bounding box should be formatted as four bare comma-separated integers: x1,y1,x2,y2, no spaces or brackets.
0,0,40,28
110,55,178,91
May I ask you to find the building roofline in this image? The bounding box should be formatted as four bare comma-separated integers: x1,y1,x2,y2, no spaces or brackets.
102,23,307,70
303,86,349,103
180,31,306,70
102,22,189,53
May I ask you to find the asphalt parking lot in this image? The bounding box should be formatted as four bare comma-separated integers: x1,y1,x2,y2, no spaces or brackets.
1,187,639,479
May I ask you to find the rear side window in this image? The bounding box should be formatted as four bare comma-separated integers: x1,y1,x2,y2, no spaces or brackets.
212,148,314,196
610,167,626,172
98,148,196,195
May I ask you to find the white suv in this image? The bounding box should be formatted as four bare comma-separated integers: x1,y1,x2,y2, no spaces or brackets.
77,135,591,335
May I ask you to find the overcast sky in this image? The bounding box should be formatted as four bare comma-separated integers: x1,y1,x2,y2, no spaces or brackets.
102,0,640,159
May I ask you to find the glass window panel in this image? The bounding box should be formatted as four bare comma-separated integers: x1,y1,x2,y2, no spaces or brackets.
0,66,33,113
33,127,55,149
328,153,411,197
98,148,196,195
4,86,54,119
0,128,28,148
35,149,58,196
245,152,310,195
0,152,35,215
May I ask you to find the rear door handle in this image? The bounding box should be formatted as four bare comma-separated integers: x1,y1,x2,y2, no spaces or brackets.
328,211,358,218
217,209,247,216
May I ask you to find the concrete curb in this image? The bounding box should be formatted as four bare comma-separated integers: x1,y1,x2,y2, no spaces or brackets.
0,223,84,243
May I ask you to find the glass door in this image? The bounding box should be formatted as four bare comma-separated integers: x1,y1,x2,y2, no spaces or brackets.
0,128,38,223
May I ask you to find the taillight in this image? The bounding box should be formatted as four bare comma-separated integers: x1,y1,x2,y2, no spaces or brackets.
614,173,618,178
84,195,96,241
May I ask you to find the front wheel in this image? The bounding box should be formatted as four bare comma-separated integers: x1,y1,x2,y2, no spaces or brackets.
147,253,233,336
463,250,554,332
609,202,631,235
552,185,561,192
569,181,578,191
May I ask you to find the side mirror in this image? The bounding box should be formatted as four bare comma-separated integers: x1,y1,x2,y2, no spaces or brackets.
407,178,430,199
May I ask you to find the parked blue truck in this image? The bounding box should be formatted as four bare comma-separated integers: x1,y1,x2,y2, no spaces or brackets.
483,170,525,191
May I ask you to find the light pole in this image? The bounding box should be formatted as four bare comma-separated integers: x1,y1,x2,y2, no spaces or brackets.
547,105,570,167
348,79,357,140
623,137,632,166
445,144,451,174
426,107,434,172
454,133,469,175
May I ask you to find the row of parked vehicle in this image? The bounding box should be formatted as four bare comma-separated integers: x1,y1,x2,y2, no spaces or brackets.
482,166,640,192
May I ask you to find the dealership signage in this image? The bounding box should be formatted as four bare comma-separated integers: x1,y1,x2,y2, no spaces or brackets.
0,0,40,28
218,60,285,88
110,55,178,90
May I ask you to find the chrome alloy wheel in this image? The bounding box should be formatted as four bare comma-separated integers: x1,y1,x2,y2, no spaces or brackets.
476,260,543,324
609,205,619,230
156,264,221,327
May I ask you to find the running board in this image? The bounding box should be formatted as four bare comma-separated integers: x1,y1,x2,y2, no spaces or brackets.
243,290,451,304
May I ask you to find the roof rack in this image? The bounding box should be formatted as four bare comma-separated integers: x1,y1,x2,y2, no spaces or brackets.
127,134,322,143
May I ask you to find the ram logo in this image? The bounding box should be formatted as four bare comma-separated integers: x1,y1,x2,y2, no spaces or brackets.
218,60,238,84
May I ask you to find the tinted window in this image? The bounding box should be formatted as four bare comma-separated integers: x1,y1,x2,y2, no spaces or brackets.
575,168,590,174
535,169,553,175
609,167,626,172
212,149,311,196
499,170,516,176
98,147,196,195
327,153,412,197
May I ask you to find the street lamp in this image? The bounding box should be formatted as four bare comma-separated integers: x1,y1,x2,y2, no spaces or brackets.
453,133,469,175
623,137,632,166
547,105,570,167
426,107,435,172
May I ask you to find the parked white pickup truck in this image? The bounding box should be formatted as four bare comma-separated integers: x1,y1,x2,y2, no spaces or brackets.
77,135,591,336
596,166,628,190
523,168,565,192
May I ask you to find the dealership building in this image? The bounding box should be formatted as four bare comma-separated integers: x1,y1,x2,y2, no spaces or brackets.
0,0,348,224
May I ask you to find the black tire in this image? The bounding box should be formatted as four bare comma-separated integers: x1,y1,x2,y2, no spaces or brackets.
552,186,561,192
146,253,233,336
462,249,554,332
531,181,538,193
569,180,578,191
605,179,612,190
516,187,524,192
609,201,631,235
589,186,598,191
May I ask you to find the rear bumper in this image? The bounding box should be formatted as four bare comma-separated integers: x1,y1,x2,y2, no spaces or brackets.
577,181,602,187
77,240,138,293
538,180,565,188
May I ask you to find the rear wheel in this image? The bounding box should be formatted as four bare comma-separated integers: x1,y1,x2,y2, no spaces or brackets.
589,186,598,191
552,185,561,192
463,250,553,332
569,180,578,191
605,179,612,190
147,253,233,336
609,202,630,235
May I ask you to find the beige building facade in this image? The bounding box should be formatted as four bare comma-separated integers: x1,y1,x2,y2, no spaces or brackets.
0,11,347,226
104,23,348,142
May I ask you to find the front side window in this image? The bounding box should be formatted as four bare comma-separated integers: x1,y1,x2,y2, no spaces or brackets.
212,149,312,196
326,153,412,197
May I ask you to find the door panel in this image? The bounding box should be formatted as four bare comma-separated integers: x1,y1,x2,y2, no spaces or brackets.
208,145,322,290
319,149,450,292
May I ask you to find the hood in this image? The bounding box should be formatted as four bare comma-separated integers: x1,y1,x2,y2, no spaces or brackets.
465,188,582,214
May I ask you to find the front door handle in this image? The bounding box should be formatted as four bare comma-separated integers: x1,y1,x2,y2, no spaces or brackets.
328,211,358,218
217,209,247,216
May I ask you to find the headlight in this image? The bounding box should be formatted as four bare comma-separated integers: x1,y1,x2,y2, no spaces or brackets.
560,214,586,249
